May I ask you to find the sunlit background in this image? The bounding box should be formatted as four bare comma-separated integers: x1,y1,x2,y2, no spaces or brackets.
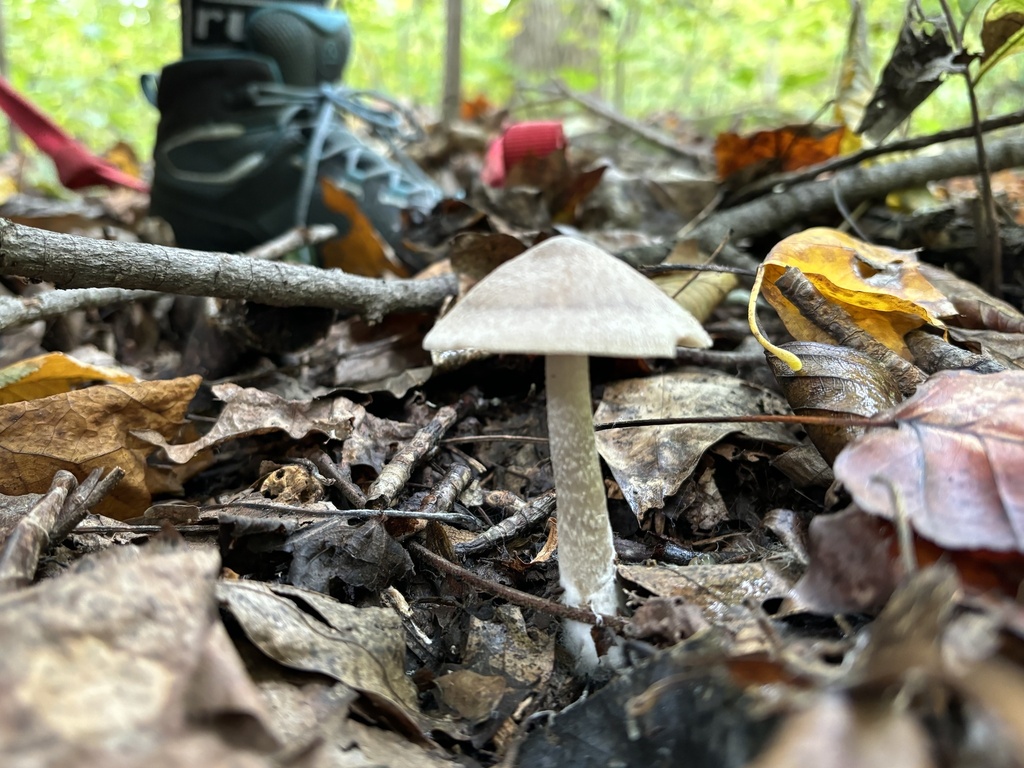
5,0,1023,163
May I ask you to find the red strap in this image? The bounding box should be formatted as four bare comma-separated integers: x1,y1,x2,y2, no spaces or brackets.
0,76,148,192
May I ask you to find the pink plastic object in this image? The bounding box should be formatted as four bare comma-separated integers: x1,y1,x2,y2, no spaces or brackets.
0,76,149,192
481,121,566,188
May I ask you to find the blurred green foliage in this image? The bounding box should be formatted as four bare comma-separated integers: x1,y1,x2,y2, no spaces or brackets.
4,0,1023,161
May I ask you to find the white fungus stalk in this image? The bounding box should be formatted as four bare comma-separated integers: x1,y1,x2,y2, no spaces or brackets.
545,354,619,669
421,235,712,673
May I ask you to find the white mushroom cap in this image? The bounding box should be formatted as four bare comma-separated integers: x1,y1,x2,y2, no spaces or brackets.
423,236,711,357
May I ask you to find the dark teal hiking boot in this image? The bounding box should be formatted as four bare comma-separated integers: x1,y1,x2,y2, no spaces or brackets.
146,1,442,270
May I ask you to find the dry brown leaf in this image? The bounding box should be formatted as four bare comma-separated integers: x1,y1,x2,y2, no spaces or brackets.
834,370,1024,552
787,508,901,615
749,693,934,768
217,580,461,739
0,543,278,765
767,342,903,464
947,327,1024,370
594,372,798,518
0,376,199,519
620,561,794,656
920,262,1024,333
653,239,738,322
136,382,359,464
750,228,956,370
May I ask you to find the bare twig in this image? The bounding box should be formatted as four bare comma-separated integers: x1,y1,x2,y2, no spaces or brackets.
0,219,457,321
410,540,627,630
0,287,158,332
416,463,474,518
245,224,339,261
641,135,1024,271
0,471,78,592
366,390,479,509
552,80,706,163
456,490,557,556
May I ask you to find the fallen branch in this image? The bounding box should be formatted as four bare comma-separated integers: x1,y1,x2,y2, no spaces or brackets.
0,286,158,331
646,134,1024,271
732,108,1024,203
552,79,707,163
0,219,457,321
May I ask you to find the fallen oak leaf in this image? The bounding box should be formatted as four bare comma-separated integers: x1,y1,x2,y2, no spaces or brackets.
0,376,199,519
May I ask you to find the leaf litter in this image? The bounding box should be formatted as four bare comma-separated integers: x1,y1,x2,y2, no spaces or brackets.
4,55,1024,768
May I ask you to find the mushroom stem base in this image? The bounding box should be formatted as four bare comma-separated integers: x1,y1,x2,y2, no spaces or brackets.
546,354,620,668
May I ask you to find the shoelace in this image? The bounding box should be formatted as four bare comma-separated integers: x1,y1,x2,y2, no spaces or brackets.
244,82,438,228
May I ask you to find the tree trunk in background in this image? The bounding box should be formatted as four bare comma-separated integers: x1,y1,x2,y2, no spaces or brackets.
612,4,640,114
510,0,604,93
442,0,463,127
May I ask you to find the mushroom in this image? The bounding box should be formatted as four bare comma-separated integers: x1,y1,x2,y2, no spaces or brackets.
423,236,711,669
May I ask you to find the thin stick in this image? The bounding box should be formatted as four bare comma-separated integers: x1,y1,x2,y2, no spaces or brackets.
410,541,627,630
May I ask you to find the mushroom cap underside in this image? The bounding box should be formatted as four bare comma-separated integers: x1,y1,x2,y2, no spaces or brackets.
423,236,712,358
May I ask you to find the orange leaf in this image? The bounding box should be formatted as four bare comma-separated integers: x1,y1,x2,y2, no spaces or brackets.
715,124,846,181
459,94,493,122
320,178,406,277
0,352,136,404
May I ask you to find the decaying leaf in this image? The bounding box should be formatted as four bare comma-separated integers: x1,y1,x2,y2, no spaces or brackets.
920,262,1024,333
768,342,903,464
715,124,846,183
749,228,956,370
0,376,199,518
137,382,361,464
857,6,956,142
978,0,1024,80
0,543,278,765
620,561,794,656
217,579,459,739
594,372,798,518
834,370,1024,552
787,508,901,615
749,693,934,768
0,352,136,404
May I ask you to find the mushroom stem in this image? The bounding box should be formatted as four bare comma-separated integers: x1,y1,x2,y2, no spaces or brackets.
545,354,620,668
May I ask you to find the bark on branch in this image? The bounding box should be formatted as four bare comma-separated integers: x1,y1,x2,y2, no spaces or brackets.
0,219,457,321
622,135,1024,271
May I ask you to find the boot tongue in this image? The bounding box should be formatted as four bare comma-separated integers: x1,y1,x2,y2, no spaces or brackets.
246,5,352,86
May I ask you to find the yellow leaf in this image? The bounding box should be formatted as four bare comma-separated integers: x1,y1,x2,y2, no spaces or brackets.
749,228,956,369
0,352,137,405
652,239,737,322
